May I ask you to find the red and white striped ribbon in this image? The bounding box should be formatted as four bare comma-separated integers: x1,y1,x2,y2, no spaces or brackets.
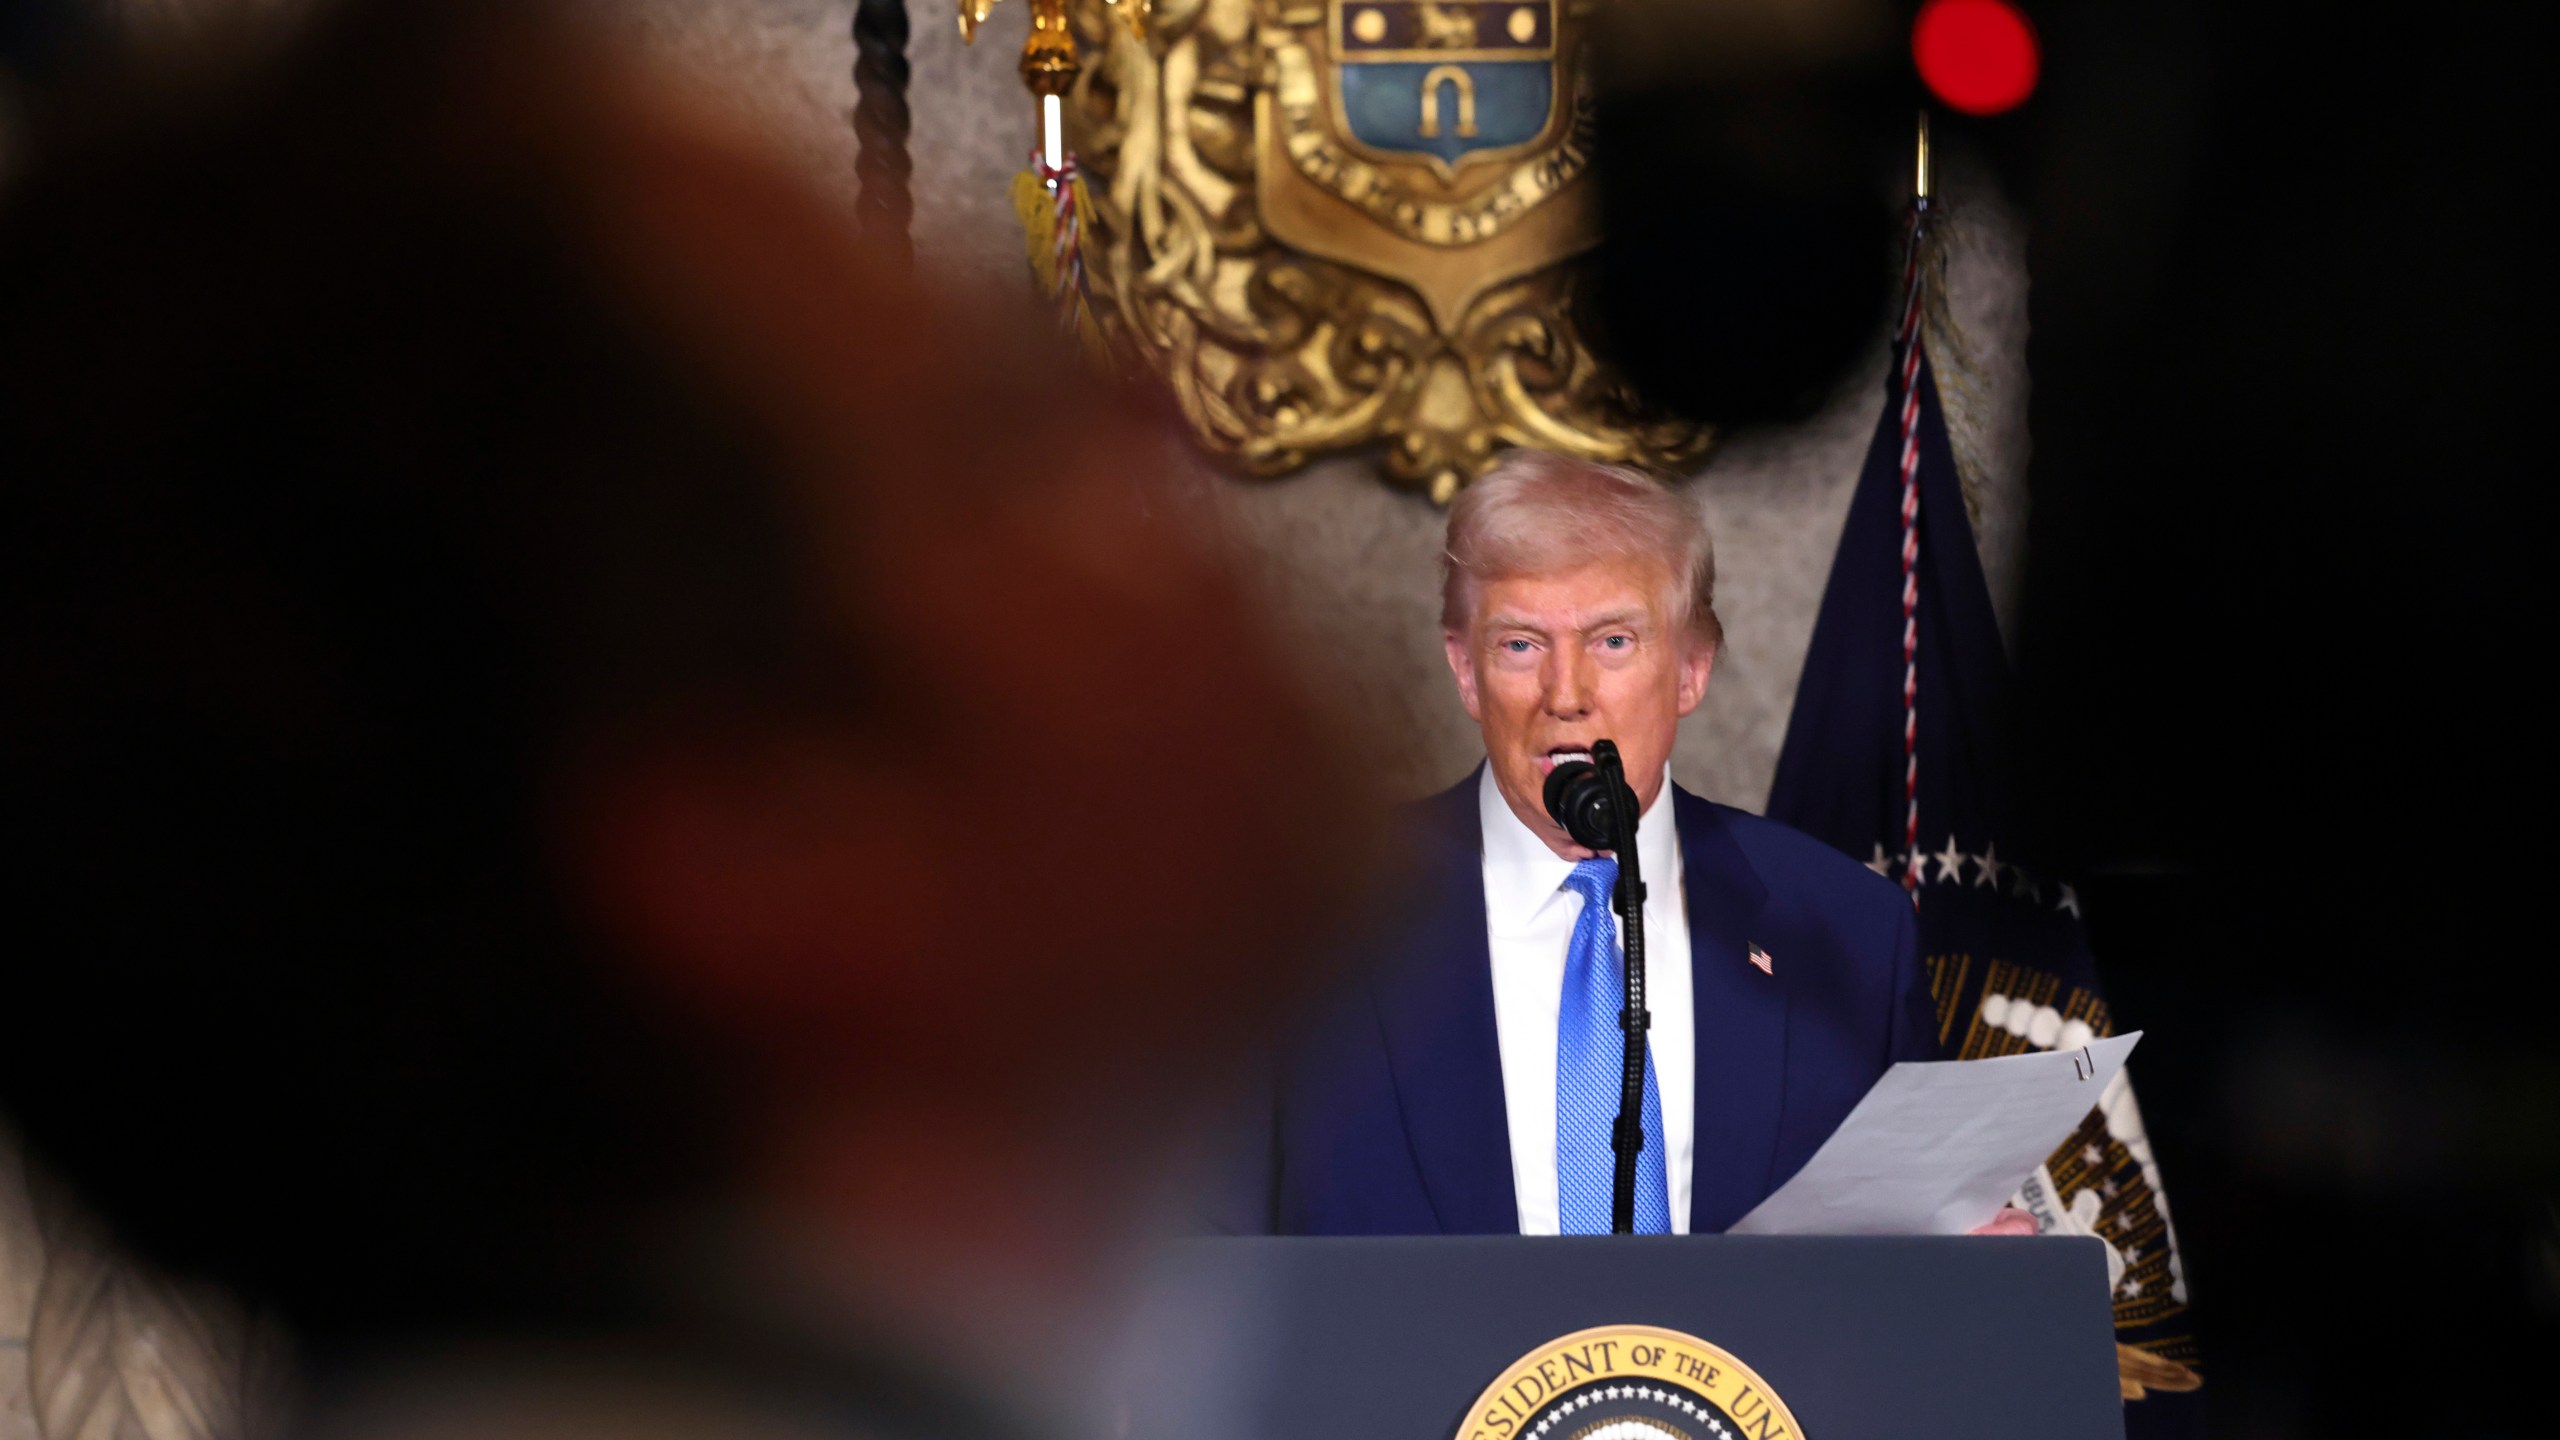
1031,148,1090,333
1894,199,1931,898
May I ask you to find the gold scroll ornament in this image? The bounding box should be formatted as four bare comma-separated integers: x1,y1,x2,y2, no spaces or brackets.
971,0,1708,500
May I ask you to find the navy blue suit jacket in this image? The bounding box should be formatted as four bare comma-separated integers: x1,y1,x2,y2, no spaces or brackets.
1228,774,1938,1236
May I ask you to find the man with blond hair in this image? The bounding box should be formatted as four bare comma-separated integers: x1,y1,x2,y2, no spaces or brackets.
1234,450,1938,1238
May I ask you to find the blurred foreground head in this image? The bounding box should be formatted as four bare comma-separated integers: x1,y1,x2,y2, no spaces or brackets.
0,0,1350,1356
1589,0,1903,428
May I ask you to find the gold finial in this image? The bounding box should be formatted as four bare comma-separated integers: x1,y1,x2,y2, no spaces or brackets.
1021,0,1079,96
957,0,997,44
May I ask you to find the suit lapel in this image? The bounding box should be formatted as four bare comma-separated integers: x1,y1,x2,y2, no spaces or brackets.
1676,787,1789,1234
1370,776,1519,1234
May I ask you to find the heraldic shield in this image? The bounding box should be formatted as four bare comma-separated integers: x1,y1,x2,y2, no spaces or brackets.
1060,0,1707,498
1328,1,1555,173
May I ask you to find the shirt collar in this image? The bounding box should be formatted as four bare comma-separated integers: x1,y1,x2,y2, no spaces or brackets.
1477,761,1680,937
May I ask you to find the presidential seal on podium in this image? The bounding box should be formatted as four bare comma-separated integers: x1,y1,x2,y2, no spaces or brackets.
1460,1325,1806,1440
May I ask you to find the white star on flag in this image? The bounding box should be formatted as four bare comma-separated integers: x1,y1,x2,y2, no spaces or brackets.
1932,835,1968,884
1973,841,2004,890
1865,843,1894,877
1747,944,1774,975
2057,882,2082,918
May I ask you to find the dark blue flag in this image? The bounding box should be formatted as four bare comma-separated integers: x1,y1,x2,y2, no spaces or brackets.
1765,216,2205,1432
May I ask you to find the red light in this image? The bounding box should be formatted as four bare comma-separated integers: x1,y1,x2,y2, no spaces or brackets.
1912,0,2041,116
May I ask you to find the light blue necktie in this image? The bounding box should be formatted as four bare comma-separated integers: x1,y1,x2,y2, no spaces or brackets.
1556,856,1670,1234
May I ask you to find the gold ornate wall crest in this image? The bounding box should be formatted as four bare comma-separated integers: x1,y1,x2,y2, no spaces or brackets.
1031,0,1710,500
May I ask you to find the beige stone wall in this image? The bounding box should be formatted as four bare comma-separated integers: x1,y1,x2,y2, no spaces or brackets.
5,4,2030,1436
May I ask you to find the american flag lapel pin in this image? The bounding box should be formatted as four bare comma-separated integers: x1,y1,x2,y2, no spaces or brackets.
1747,944,1774,976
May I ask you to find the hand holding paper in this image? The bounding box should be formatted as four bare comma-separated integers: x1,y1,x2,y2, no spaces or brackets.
1728,1032,2142,1236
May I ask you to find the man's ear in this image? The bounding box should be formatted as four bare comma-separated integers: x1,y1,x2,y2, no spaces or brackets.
1443,630,1483,721
1675,639,1715,718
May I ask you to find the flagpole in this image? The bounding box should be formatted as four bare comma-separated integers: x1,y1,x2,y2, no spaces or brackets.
1915,108,1931,203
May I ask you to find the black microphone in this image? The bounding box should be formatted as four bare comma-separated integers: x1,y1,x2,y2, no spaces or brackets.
1543,753,1628,852
1539,739,1652,1234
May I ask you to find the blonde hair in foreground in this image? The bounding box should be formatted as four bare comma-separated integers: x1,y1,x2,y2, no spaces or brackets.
1440,451,1723,651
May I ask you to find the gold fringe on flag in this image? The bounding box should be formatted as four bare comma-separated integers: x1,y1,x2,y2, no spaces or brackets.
1010,161,1113,367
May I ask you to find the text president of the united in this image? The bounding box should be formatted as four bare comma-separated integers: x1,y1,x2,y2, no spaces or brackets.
1224,450,1941,1236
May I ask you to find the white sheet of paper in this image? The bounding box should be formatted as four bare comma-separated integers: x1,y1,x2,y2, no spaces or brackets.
1726,1031,2142,1236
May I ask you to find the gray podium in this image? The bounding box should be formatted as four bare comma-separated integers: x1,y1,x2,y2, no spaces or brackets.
1111,1236,2124,1440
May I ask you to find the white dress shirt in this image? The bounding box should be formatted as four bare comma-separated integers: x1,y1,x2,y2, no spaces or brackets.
1478,764,1694,1235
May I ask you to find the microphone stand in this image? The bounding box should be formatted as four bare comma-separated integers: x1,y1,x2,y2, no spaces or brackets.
1591,741,1648,1235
